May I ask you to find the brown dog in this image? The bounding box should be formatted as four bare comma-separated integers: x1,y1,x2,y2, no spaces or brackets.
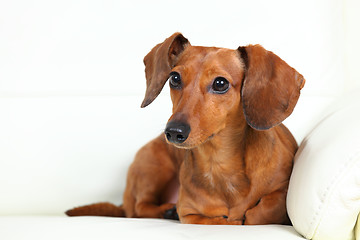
66,32,305,225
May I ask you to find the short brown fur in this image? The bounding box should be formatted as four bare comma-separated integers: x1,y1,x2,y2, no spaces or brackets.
66,33,304,225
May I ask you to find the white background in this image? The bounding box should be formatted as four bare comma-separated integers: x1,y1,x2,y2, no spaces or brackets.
0,0,360,215
1,0,359,98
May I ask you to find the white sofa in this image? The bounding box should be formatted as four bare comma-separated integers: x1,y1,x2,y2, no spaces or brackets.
0,92,359,240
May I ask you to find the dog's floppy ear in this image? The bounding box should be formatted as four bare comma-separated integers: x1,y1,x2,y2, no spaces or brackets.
238,45,305,130
141,33,190,108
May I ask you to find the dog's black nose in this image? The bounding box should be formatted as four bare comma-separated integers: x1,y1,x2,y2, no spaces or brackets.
165,121,191,144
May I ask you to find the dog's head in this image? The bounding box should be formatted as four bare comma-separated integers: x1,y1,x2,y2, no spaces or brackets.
142,33,305,149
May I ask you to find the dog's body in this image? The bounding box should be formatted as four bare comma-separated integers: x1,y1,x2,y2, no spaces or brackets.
66,33,304,225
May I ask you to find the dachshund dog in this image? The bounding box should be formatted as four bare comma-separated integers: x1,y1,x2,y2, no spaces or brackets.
66,32,305,225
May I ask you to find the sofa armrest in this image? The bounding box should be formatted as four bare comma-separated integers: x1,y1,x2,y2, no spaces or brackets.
356,216,360,240
287,94,360,240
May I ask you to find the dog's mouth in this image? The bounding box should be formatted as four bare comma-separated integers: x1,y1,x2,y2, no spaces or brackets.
164,120,220,149
165,133,215,149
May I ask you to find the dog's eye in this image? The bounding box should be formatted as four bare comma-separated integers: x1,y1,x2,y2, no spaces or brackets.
211,77,230,94
169,72,182,89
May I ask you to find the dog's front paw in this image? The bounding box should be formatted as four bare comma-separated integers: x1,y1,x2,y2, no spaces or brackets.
163,205,179,220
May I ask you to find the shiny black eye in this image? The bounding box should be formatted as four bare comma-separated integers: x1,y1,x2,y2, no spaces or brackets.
211,77,230,94
169,72,182,89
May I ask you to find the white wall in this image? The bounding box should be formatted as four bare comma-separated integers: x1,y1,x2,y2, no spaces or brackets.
0,0,356,98
344,0,360,92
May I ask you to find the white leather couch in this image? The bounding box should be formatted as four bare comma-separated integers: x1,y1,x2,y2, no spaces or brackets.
0,92,359,240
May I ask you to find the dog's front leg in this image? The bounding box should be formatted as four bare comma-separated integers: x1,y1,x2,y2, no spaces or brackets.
243,190,290,225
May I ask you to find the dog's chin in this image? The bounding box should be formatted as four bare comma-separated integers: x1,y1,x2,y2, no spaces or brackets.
166,134,215,150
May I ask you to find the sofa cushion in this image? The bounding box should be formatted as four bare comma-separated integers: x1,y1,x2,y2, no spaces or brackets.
287,94,360,240
0,216,305,240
